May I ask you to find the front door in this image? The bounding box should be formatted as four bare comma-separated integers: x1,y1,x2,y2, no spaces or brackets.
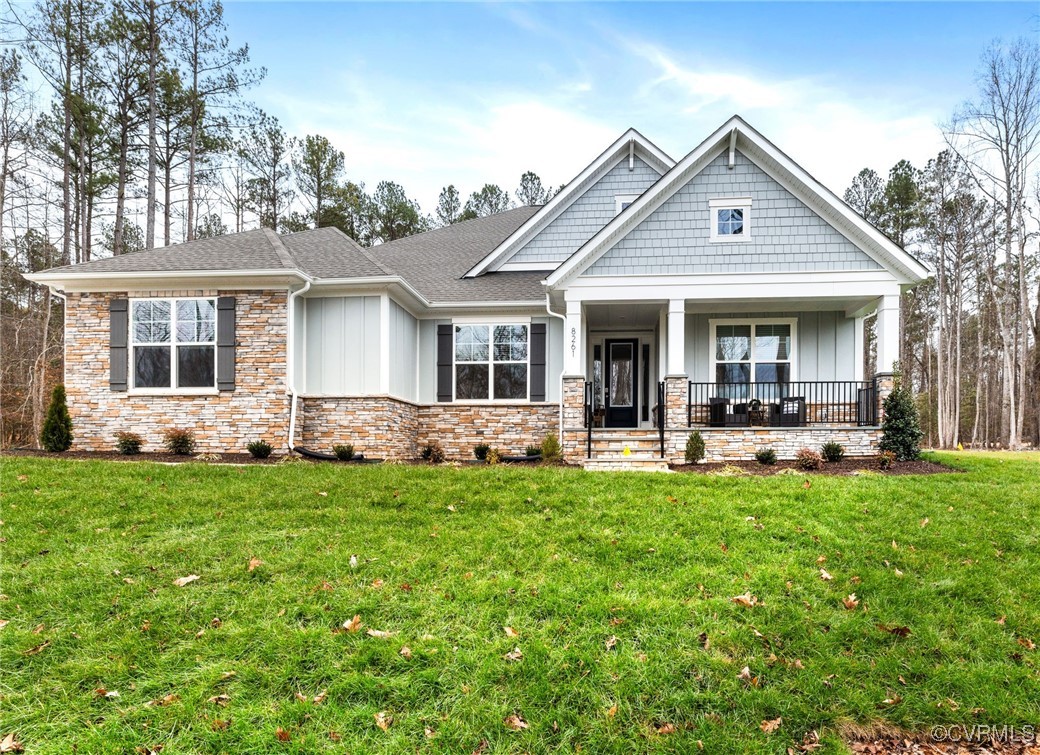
605,339,638,427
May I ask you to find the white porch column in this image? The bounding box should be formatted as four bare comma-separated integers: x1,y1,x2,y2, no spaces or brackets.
853,315,865,382
875,294,900,375
564,298,584,376
666,299,686,376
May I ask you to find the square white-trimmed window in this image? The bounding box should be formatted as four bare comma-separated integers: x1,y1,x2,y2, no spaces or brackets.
615,194,640,215
709,197,752,242
130,297,216,390
454,323,529,401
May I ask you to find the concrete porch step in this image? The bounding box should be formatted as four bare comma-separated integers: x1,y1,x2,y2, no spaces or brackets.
581,456,673,473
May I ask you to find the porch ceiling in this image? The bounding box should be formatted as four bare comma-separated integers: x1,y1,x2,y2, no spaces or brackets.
684,296,877,315
585,302,663,329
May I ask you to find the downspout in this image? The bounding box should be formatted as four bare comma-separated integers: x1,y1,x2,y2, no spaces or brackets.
545,293,566,442
287,276,312,451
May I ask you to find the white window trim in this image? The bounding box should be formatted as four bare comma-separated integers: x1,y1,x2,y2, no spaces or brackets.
452,321,531,403
615,194,640,215
708,196,752,242
129,296,218,393
708,317,798,384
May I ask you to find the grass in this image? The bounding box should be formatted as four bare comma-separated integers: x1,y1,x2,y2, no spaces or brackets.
1,452,1038,753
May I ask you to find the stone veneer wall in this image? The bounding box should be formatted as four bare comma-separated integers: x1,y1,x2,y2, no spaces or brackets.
300,397,419,459
668,427,882,463
64,289,291,453
417,403,558,459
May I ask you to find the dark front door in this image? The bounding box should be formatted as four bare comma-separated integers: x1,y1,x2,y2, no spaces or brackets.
605,339,638,427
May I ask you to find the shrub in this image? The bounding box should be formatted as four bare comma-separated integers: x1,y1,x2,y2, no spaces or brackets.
162,428,196,455
684,431,705,464
820,441,846,462
795,448,823,471
332,444,355,461
486,447,502,465
420,440,445,464
525,445,542,457
473,443,490,461
247,440,273,459
40,384,73,452
754,447,777,465
540,433,562,463
877,450,896,469
115,431,143,455
879,386,923,461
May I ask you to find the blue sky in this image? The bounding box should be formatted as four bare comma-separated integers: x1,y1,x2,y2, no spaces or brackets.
223,2,1037,212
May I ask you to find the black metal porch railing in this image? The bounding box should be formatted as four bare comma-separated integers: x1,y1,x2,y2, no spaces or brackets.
584,381,593,459
687,380,878,428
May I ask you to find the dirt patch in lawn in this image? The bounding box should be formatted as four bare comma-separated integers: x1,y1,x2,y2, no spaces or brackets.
671,457,956,476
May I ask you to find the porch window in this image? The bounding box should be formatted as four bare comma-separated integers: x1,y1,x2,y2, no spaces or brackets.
713,320,794,398
454,324,528,401
130,298,216,389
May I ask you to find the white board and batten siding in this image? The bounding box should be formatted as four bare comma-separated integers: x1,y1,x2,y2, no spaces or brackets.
303,296,382,395
389,300,418,400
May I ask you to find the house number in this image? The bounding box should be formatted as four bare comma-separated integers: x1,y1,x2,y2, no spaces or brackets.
570,327,577,357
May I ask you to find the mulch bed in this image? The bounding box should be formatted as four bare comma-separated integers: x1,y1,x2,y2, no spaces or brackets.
671,457,956,476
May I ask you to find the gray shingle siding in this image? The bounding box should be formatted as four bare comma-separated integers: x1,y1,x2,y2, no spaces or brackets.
585,150,882,276
509,157,661,265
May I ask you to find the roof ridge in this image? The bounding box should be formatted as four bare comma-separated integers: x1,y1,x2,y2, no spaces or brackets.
262,227,298,270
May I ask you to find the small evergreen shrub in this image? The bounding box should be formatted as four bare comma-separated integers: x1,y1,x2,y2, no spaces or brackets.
332,444,355,461
40,384,73,452
754,447,777,465
525,445,542,457
420,440,445,464
247,440,273,459
486,447,502,465
473,443,490,461
162,428,196,455
820,441,846,462
115,431,143,455
540,433,562,463
877,450,896,469
685,431,705,464
795,448,823,471
879,386,923,461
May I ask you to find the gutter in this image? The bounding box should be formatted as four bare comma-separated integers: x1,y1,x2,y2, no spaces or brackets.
544,293,567,443
286,275,313,452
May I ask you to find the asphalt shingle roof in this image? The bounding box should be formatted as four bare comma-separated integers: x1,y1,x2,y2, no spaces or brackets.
36,206,548,304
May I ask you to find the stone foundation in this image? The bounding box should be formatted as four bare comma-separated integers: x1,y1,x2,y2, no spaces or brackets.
64,290,291,454
300,396,419,459
671,426,882,463
417,403,558,459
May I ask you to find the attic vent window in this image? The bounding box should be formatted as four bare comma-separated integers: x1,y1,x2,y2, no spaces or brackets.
708,197,752,242
615,194,639,215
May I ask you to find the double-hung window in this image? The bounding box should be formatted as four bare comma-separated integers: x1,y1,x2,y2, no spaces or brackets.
712,319,794,400
131,298,216,389
454,324,529,401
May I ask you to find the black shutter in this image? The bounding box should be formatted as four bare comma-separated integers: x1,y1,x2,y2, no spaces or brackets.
529,322,547,401
216,296,236,391
110,298,129,391
436,324,453,402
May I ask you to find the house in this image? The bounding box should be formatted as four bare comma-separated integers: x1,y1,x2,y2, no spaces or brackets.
27,115,929,469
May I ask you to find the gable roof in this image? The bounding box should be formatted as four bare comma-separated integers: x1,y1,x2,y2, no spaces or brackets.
544,115,930,288
464,128,675,277
280,226,390,279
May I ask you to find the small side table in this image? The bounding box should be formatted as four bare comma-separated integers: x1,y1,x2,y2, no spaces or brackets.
748,408,767,427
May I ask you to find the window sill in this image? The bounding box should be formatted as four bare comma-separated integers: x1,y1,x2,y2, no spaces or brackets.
128,388,220,397
709,235,752,243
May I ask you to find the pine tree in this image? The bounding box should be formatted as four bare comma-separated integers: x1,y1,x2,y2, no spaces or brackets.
40,384,73,452
879,386,924,461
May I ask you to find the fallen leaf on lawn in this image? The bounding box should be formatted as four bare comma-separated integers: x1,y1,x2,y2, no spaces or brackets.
342,615,362,633
219,671,236,680
503,714,528,731
328,730,342,741
349,555,358,568
247,557,262,572
424,726,437,739
604,635,618,651
731,592,758,607
317,580,334,591
1017,637,1036,650
843,593,860,610
876,623,911,637
366,628,395,638
399,582,413,592
93,688,120,698
894,568,904,577
16,475,27,482
195,628,205,638
463,572,473,580
792,659,805,669
210,617,222,628
737,666,759,686
312,690,327,704
294,692,307,703
123,577,135,585
996,615,1006,625
275,727,291,741
317,491,328,497
134,747,163,755
654,722,677,735
374,711,392,731
207,694,230,707
803,479,811,489
31,624,43,635
146,693,180,707
898,675,907,685
23,641,50,656
699,632,710,650
760,717,782,733
607,703,617,718
399,645,413,659
504,626,519,638
0,620,7,630
881,694,903,706
210,719,229,731
819,569,833,581
371,578,384,588
920,517,930,528
504,646,523,662
447,504,456,512
816,555,827,564
173,575,199,587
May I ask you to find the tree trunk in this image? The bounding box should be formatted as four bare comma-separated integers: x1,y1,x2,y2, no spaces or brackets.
145,0,158,250
112,127,130,255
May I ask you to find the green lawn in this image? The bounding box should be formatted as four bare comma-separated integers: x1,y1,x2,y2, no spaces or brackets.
1,453,1038,753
